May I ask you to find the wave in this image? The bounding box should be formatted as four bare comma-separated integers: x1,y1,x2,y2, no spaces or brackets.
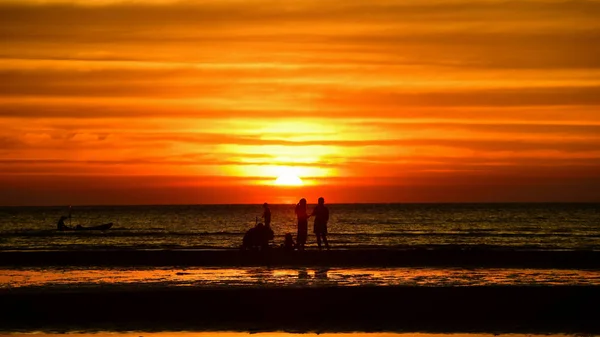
0,230,245,238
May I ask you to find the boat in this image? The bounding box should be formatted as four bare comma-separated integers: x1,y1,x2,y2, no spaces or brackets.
75,223,113,231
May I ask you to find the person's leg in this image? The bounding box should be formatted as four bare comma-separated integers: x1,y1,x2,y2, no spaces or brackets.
322,234,329,250
316,233,322,250
297,232,302,250
298,232,306,251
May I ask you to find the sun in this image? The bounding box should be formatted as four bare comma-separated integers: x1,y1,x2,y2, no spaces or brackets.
274,172,304,186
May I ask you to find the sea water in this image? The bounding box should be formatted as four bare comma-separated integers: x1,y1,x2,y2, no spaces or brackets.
1,203,599,251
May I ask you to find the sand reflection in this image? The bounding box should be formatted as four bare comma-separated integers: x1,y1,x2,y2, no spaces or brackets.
4,332,577,337
2,267,600,289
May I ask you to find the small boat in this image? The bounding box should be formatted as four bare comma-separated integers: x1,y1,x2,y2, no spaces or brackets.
75,223,113,231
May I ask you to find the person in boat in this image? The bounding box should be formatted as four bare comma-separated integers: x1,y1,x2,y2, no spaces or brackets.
56,216,71,231
310,197,330,250
262,203,274,241
295,198,308,251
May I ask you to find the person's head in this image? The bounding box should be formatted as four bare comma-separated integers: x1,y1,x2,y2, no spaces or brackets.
300,198,306,205
318,197,325,205
263,202,268,209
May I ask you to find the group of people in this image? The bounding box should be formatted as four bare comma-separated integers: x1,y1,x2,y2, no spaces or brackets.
242,197,330,251
294,197,329,251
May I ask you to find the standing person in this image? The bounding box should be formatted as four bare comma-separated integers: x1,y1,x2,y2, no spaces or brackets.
310,197,330,250
295,198,308,251
262,202,274,241
262,203,271,228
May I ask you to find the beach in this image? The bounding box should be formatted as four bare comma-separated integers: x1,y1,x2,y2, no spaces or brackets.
3,256,600,334
2,248,600,269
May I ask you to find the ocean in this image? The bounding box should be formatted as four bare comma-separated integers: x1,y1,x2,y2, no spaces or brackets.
3,203,600,334
1,203,599,251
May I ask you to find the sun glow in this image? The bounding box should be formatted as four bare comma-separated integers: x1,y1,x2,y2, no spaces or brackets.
274,172,304,186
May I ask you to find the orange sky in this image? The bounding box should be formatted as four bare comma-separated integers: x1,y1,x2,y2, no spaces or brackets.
2,0,600,205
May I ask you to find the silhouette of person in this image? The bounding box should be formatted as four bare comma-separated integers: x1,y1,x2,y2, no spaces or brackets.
283,233,296,252
262,203,271,227
242,225,257,250
242,222,270,250
295,198,308,251
56,216,71,231
262,203,274,241
310,197,330,250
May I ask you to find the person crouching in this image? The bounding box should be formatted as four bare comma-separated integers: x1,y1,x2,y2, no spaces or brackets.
241,223,271,251
283,233,296,252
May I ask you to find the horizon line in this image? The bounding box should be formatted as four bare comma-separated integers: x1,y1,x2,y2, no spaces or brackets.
3,201,600,208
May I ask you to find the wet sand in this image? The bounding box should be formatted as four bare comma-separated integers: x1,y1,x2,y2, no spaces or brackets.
4,249,599,334
2,285,600,334
2,248,600,269
3,267,600,288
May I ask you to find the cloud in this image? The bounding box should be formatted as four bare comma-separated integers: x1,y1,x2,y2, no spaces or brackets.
2,1,600,69
2,0,600,203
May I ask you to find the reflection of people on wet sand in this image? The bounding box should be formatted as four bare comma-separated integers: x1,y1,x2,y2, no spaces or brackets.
295,198,308,251
298,268,309,280
315,268,329,280
310,197,330,250
56,216,71,231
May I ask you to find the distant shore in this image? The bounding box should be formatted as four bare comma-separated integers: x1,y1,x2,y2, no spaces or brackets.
2,247,600,269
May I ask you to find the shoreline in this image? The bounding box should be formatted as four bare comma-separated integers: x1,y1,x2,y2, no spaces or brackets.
2,248,600,268
2,285,600,334
5,266,600,289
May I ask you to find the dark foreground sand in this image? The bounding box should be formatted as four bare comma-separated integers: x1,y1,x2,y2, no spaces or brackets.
2,248,600,268
2,285,599,334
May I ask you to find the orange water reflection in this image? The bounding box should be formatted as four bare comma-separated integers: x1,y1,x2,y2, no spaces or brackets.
4,333,575,337
2,267,600,289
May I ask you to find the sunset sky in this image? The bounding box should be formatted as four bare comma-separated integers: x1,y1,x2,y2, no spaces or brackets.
2,0,600,205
